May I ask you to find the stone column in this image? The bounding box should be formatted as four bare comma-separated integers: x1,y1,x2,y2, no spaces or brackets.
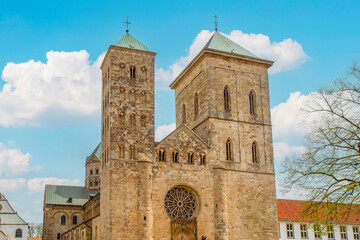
213,167,229,240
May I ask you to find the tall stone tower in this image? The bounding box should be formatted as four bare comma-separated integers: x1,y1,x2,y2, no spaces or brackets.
100,32,156,240
170,31,278,239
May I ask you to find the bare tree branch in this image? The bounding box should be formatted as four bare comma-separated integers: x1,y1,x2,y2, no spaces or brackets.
281,63,360,224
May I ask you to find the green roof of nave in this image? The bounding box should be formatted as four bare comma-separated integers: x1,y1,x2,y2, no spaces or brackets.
204,31,258,58
112,33,153,52
45,185,93,206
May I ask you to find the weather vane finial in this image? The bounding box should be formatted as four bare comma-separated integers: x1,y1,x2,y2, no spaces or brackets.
124,16,131,33
214,15,218,32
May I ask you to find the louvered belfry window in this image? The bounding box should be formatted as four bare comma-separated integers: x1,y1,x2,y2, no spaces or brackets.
224,87,230,111
249,91,256,115
226,139,232,161
130,66,136,78
252,141,259,163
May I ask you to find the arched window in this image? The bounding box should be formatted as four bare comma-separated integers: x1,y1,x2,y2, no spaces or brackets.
158,150,165,162
200,154,206,165
172,151,178,163
95,168,99,175
188,152,194,164
129,90,136,102
130,66,136,78
249,91,256,115
57,233,61,240
130,114,136,126
73,216,77,225
252,141,259,163
89,181,93,187
90,169,93,175
182,104,186,124
120,113,125,124
141,91,147,102
224,87,230,111
130,146,135,159
194,93,199,118
15,229,22,237
141,115,147,127
95,226,98,240
119,145,125,158
141,66,147,79
61,215,66,225
120,88,125,101
226,139,232,161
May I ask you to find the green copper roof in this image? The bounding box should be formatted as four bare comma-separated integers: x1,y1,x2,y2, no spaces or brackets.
112,33,152,52
204,32,258,58
44,185,90,206
86,143,101,163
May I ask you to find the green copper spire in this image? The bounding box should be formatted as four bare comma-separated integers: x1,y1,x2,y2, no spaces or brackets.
112,33,153,53
204,31,258,58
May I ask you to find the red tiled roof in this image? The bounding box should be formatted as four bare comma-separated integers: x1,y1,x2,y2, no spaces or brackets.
27,238,42,240
277,199,360,224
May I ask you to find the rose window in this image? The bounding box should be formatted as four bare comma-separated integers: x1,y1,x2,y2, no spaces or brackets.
165,187,196,220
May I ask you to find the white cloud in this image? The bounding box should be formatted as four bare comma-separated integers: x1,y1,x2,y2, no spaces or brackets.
0,178,26,192
271,91,317,143
270,92,315,164
227,30,308,74
27,177,81,193
0,51,105,127
155,29,308,90
155,123,176,142
273,141,306,163
0,142,33,177
276,180,310,200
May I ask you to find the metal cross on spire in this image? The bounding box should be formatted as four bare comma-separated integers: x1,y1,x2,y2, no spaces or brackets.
124,16,131,33
214,15,218,32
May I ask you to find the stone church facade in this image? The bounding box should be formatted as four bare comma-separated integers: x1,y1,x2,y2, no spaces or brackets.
43,29,278,240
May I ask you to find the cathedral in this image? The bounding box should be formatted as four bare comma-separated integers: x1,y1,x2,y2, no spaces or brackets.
43,26,278,240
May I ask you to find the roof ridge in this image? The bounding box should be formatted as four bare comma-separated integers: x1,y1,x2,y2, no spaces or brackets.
204,31,258,59
157,124,209,148
112,33,153,53
45,184,84,188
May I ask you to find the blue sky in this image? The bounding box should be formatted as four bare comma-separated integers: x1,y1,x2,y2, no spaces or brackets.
0,0,359,223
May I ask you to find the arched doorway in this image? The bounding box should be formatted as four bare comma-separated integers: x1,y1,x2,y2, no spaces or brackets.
173,227,196,240
164,186,199,240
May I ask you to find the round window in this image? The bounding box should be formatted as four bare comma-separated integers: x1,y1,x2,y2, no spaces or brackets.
164,187,197,220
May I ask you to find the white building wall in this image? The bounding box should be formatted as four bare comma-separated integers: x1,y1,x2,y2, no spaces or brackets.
0,214,26,224
0,225,28,240
279,221,360,240
0,195,28,240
